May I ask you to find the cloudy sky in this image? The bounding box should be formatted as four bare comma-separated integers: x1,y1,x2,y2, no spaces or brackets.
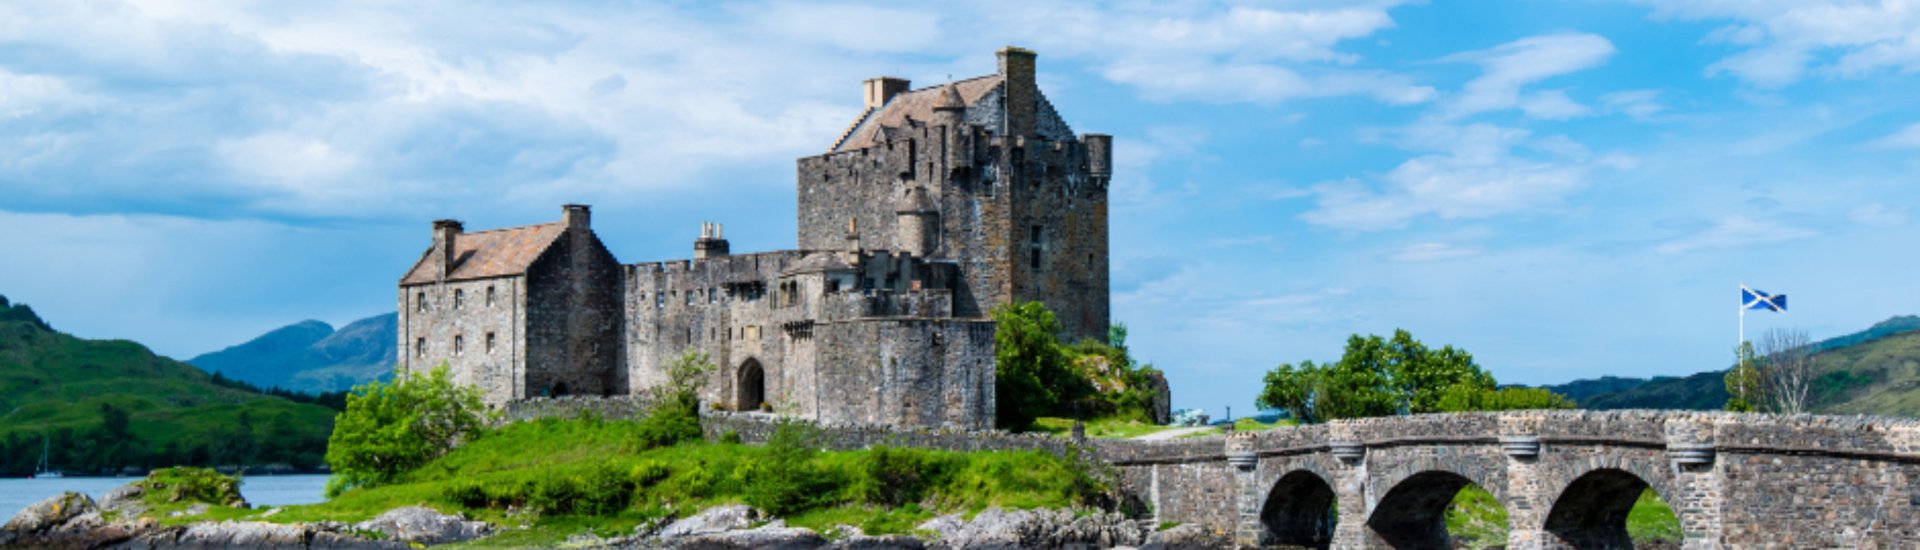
4,0,1919,416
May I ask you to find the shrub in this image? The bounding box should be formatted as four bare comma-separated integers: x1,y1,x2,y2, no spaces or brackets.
860,446,948,507
633,400,703,450
744,421,841,516
325,364,491,496
139,467,244,507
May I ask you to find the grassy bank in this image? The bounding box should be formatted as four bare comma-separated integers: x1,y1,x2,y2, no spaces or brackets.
159,415,1107,546
1446,486,1681,548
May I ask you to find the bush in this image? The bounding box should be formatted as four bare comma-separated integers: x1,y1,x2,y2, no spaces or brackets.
860,446,949,507
744,421,841,516
633,400,703,450
139,467,245,507
325,364,490,496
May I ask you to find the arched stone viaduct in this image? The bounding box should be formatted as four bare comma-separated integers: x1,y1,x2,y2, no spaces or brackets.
1092,410,1920,548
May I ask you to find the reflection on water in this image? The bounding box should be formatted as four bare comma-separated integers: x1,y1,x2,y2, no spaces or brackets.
0,474,330,517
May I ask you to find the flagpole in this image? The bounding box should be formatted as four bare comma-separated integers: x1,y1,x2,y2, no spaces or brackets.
1738,282,1746,349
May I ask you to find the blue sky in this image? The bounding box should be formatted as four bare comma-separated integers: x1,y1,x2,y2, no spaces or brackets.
4,1,1919,417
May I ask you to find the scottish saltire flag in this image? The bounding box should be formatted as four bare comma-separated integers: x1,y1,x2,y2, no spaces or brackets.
1742,286,1787,312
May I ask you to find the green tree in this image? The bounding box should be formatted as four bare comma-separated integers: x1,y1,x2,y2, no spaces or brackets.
1259,330,1534,422
324,363,490,496
991,302,1087,429
1724,341,1765,412
1436,385,1576,412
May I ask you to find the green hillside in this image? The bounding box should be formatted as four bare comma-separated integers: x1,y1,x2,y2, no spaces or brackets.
1543,316,1920,416
0,294,338,476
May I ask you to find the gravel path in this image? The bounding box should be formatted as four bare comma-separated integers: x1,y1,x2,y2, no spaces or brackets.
1130,426,1214,441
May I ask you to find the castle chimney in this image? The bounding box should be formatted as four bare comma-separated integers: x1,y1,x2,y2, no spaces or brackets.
695,220,730,260
562,204,591,230
1083,133,1112,182
997,46,1037,138
432,219,464,280
863,77,911,109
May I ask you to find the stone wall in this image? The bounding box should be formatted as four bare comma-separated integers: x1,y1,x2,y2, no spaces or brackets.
523,227,624,398
397,276,525,405
811,318,995,430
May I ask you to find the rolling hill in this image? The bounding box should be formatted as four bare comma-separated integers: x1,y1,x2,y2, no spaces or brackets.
1542,316,1920,416
187,313,397,393
0,294,338,476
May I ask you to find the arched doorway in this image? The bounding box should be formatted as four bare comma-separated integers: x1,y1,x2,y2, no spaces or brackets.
1368,471,1507,549
1545,468,1681,548
1260,470,1336,549
736,359,764,412
547,381,569,397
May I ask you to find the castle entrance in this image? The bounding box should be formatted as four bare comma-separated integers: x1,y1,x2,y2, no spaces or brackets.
736,359,764,411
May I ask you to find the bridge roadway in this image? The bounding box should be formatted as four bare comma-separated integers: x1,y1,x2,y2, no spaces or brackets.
1090,410,1920,549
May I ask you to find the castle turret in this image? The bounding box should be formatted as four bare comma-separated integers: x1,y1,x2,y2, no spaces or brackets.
895,185,937,257
934,84,971,172
1084,133,1112,185
695,221,730,260
432,219,463,280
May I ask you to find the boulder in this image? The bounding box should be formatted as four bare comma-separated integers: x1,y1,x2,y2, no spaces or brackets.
177,520,311,547
919,508,1150,549
100,482,147,513
825,533,927,549
667,522,825,549
3,492,95,534
1140,523,1231,550
653,504,760,540
353,506,492,544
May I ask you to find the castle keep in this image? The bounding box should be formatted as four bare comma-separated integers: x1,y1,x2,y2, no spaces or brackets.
398,47,1110,429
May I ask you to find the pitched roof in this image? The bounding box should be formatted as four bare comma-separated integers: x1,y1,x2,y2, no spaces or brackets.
831,75,1002,153
400,223,566,285
781,252,854,275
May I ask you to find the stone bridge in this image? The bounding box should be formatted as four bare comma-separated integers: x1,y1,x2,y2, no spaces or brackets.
1092,410,1920,549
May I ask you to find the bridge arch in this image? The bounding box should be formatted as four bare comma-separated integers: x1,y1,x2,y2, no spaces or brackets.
1366,464,1511,549
1544,467,1677,548
1258,469,1337,548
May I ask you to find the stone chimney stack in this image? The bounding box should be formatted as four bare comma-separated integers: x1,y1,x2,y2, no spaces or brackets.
562,204,591,230
695,221,730,260
863,77,911,109
432,219,464,280
997,46,1037,138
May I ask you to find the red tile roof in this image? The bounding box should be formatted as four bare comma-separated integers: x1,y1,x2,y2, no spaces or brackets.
400,223,565,285
831,75,1001,152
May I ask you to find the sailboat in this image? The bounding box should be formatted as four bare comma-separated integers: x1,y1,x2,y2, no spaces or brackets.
32,435,61,479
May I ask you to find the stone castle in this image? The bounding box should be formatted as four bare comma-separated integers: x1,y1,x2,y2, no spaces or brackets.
397,47,1110,429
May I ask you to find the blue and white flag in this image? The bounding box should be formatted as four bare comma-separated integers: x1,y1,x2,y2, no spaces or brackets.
1741,286,1787,313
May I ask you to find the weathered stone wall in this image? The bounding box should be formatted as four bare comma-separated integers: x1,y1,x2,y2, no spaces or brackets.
397,276,525,405
811,318,996,430
523,227,624,398
500,395,656,424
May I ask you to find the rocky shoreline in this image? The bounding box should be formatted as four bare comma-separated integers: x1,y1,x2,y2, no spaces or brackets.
2,483,1225,549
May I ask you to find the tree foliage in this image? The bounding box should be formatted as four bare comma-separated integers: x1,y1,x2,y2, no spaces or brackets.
991,302,1088,430
324,363,491,496
1724,341,1765,412
1757,328,1813,414
1258,329,1568,422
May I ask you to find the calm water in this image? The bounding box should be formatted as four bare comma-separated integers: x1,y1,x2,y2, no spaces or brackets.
0,474,330,518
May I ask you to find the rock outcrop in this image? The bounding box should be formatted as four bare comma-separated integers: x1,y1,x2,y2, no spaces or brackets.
353,506,491,545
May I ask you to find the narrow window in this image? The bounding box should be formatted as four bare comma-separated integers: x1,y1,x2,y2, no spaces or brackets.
453,335,464,356
453,289,464,309
415,337,426,358
1031,249,1042,269
486,286,496,307
1031,225,1042,244
486,332,496,353
417,291,426,312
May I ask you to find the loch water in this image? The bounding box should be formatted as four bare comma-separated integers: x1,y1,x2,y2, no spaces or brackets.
0,474,330,518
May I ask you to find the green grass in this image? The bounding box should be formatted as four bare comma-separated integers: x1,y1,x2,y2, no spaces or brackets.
1029,416,1184,439
205,416,1105,547
1626,488,1683,542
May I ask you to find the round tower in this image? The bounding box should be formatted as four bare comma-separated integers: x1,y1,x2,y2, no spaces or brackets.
894,185,937,258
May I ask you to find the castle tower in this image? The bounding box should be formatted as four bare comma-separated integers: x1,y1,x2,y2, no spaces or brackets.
895,185,937,258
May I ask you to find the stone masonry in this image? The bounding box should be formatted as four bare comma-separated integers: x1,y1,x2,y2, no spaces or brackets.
400,47,1110,430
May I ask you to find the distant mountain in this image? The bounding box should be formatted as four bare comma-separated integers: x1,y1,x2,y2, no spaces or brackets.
188,313,396,393
1541,315,1920,416
0,294,336,475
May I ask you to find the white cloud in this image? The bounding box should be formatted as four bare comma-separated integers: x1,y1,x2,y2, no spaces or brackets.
1654,216,1816,255
1302,123,1616,231
1871,121,1920,148
1849,203,1908,227
1387,242,1483,263
1440,33,1615,119
1637,0,1920,87
1600,89,1665,119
